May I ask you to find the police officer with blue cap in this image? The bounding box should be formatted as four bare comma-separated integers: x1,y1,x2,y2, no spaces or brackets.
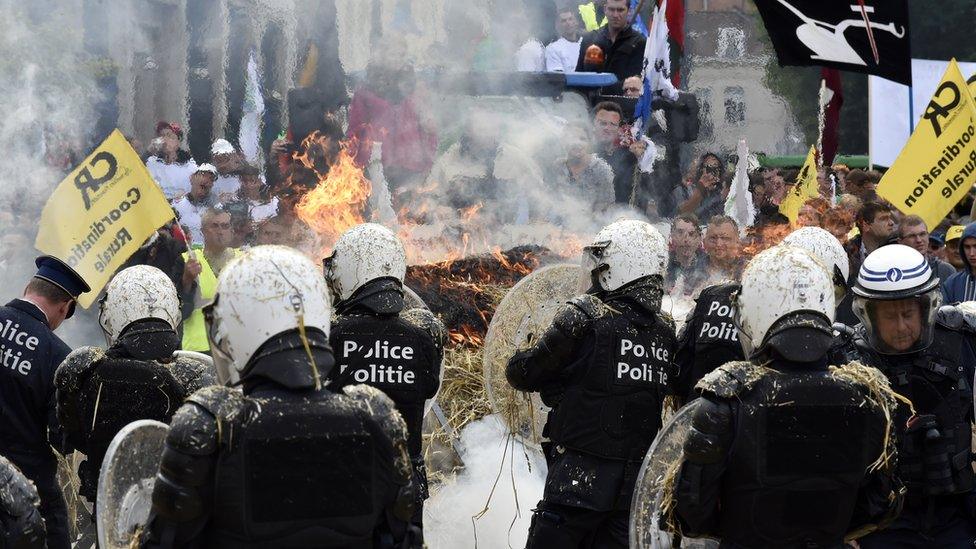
0,255,89,549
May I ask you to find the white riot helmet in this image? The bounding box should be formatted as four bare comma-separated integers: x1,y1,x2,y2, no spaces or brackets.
782,226,850,300
734,246,836,360
98,265,180,346
852,244,942,354
323,223,407,303
204,245,333,385
583,219,668,292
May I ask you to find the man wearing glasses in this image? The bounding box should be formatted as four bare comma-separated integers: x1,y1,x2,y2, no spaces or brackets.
180,209,241,352
0,255,90,549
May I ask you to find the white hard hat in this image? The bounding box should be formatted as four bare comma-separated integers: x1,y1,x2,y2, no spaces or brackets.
98,265,180,346
324,223,406,303
211,139,236,156
205,245,333,384
781,226,850,299
853,244,938,299
735,246,835,358
582,219,668,292
852,244,942,354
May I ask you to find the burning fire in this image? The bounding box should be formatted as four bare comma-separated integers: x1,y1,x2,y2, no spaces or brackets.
742,222,794,257
295,133,372,248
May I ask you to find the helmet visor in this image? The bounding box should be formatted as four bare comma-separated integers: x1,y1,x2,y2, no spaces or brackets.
322,252,340,304
852,291,941,355
581,240,610,290
203,295,237,385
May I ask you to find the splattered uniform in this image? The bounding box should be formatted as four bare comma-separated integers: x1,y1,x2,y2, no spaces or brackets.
507,277,676,548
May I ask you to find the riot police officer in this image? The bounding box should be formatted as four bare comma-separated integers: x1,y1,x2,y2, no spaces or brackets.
0,255,89,549
140,246,416,548
673,226,850,403
0,453,46,548
507,219,676,548
843,244,976,547
671,246,904,548
324,223,445,544
55,265,215,504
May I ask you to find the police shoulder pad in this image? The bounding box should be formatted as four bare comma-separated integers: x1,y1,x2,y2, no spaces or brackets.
936,304,976,333
568,293,609,320
694,361,763,399
56,346,105,388
185,385,245,423
401,308,448,349
343,384,409,440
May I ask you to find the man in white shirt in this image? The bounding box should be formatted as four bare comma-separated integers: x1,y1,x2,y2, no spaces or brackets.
210,139,243,200
172,164,221,246
545,7,582,73
145,121,198,200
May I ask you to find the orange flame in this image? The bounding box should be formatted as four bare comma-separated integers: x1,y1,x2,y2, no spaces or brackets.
295,134,372,249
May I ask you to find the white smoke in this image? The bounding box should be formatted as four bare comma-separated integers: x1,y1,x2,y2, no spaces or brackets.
425,414,546,549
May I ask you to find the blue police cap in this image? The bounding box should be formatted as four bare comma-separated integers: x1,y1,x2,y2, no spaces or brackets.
33,255,91,298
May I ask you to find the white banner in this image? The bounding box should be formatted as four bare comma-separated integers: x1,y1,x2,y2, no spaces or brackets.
869,58,976,168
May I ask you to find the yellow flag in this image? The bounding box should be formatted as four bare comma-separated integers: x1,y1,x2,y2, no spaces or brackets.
35,130,174,307
778,145,819,224
878,59,976,229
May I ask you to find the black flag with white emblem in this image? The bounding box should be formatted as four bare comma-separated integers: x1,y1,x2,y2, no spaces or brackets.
753,0,911,85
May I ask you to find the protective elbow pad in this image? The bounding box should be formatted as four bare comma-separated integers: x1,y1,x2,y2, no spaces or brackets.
150,471,206,523
683,397,732,464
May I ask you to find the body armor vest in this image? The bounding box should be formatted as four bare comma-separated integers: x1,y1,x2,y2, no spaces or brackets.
854,326,974,497
548,304,675,460
717,366,887,547
331,314,439,458
679,284,743,398
198,388,400,548
76,357,189,499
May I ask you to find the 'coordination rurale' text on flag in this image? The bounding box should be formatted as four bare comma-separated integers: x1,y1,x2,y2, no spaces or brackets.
35,129,174,307
878,59,976,229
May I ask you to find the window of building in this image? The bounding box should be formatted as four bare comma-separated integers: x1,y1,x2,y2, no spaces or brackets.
717,27,745,59
724,86,745,125
695,87,713,139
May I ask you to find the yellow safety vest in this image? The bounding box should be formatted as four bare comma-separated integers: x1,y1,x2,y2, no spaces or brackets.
180,248,240,352
579,2,608,32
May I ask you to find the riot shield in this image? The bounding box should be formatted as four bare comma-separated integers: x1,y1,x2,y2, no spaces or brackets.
483,263,582,448
97,419,169,549
630,399,719,549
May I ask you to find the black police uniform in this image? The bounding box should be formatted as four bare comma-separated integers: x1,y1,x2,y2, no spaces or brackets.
507,277,676,548
0,257,91,549
673,283,744,403
0,453,46,548
841,319,976,548
327,279,445,542
673,316,904,549
55,318,215,503
141,328,416,549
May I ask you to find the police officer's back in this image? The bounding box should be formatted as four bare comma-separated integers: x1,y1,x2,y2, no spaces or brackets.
507,220,676,549
671,246,904,548
674,227,852,403
0,256,89,549
842,245,976,548
55,266,214,503
324,223,445,542
141,246,415,549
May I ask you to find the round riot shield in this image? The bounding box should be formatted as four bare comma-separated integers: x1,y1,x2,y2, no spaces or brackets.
97,419,169,549
630,399,718,549
483,263,582,448
403,284,426,311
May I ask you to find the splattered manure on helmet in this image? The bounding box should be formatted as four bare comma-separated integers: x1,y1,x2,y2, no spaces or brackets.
851,244,941,355
582,219,668,292
782,226,850,303
733,246,836,361
323,223,407,305
98,265,180,346
204,245,333,385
